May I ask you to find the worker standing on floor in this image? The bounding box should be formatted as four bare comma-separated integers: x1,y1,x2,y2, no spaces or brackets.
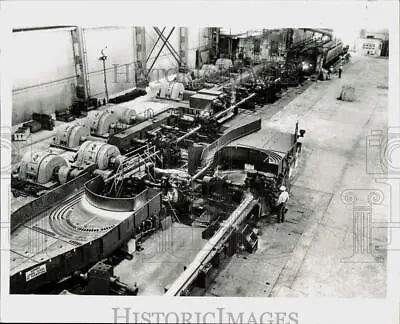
328,66,333,79
276,185,289,223
338,64,343,79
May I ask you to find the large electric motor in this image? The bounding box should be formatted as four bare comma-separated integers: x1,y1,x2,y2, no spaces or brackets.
53,124,90,148
86,110,118,136
76,141,121,170
157,81,184,101
215,58,233,71
200,64,218,75
19,151,68,184
109,106,136,124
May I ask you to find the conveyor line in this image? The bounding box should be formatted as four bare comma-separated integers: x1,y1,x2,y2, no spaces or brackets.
165,192,257,296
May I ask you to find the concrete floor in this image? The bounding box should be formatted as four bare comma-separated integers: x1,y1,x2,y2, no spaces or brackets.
207,55,388,298
114,222,207,295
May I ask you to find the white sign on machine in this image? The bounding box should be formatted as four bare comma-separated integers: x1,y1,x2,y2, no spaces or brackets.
244,163,254,171
25,264,47,282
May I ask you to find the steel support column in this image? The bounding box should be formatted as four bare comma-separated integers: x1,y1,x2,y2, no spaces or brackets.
134,27,148,86
71,27,90,100
208,27,220,63
179,27,189,71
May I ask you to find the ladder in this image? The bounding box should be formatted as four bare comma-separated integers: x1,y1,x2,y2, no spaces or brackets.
166,198,181,223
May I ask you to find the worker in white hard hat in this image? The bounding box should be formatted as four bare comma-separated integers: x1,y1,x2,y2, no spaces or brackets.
276,185,289,223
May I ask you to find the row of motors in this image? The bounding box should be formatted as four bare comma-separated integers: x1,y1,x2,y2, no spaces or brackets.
54,82,184,143
15,77,235,186
18,141,122,185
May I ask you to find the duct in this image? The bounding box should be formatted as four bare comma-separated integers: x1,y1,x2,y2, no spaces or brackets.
200,116,262,166
13,26,77,32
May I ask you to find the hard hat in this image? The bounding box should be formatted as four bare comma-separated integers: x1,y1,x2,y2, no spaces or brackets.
280,186,286,191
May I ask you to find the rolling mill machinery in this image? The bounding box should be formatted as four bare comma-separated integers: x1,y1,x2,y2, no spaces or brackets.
285,29,349,78
163,121,306,296
10,107,265,296
10,54,301,201
11,97,176,196
9,45,311,296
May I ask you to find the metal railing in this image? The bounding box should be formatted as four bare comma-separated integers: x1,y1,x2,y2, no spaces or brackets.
165,192,256,296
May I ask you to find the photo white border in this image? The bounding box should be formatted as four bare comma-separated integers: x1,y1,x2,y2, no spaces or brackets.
1,1,399,323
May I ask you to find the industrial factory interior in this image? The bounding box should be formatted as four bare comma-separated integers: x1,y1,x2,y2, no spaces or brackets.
6,24,389,299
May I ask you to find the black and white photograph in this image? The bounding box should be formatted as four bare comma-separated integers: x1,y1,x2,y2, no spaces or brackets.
0,1,398,323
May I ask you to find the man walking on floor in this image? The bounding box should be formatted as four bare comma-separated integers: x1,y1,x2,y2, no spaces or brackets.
276,185,289,223
338,64,343,79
